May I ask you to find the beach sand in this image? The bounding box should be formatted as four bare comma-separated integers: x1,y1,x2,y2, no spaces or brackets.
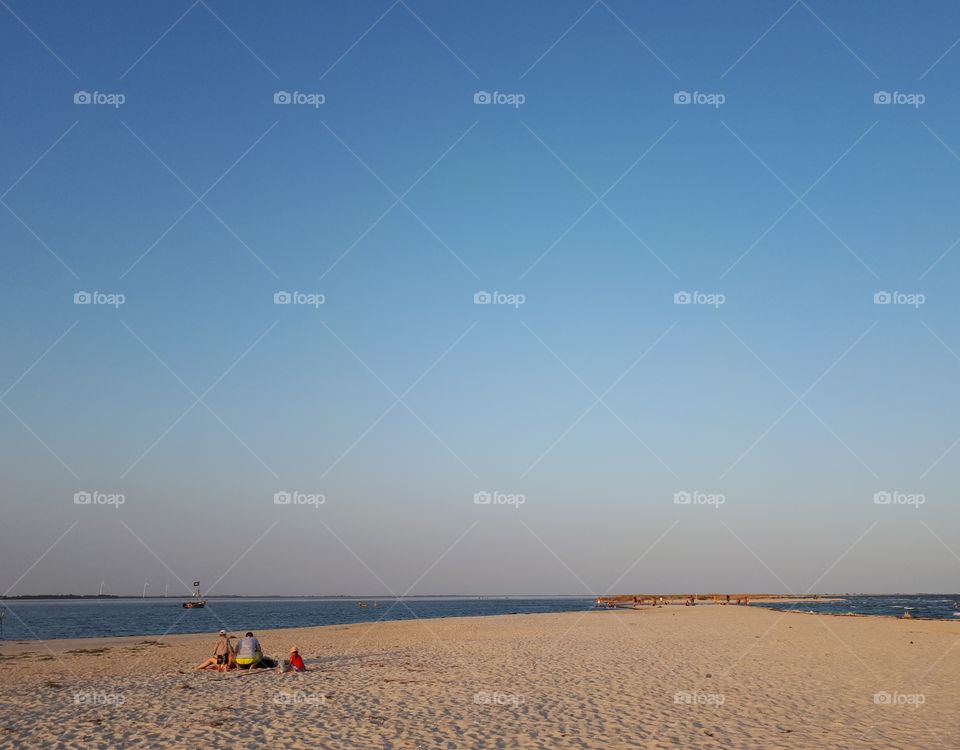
0,606,956,749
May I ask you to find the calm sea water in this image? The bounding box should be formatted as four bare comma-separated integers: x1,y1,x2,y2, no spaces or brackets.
751,595,960,620
0,597,592,641
3,595,957,642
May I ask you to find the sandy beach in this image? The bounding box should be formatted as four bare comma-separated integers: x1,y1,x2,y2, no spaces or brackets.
0,606,956,749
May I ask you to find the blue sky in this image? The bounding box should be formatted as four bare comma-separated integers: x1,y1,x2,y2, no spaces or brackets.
2,1,960,596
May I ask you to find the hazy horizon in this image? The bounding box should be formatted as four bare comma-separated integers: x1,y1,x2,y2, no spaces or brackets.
3,591,953,599
4,2,960,599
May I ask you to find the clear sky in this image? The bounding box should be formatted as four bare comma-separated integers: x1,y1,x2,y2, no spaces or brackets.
2,1,960,597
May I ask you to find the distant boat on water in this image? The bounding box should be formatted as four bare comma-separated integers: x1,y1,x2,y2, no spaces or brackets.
182,581,206,609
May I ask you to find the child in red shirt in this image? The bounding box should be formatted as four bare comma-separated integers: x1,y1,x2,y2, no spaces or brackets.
288,646,306,672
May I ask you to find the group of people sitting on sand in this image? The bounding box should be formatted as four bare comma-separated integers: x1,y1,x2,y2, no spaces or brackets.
194,630,306,673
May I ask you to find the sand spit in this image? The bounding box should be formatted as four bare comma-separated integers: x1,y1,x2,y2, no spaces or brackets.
0,606,956,749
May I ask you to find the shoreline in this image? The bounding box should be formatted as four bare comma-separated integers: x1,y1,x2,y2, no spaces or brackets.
753,603,960,622
0,608,592,653
10,592,943,602
3,601,959,654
